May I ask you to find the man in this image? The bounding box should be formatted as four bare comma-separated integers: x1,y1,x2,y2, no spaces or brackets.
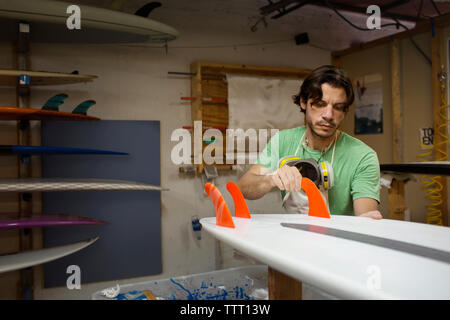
237,65,382,219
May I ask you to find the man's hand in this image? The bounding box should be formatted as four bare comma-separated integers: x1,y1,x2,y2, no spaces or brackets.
357,210,383,220
268,165,302,192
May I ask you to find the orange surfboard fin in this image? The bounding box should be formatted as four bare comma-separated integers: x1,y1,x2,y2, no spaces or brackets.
204,183,235,228
226,181,251,219
301,177,331,219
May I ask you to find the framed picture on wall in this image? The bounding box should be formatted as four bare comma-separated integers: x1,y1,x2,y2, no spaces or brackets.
353,74,383,135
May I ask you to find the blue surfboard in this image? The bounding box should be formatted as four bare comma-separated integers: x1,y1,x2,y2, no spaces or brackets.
0,145,128,156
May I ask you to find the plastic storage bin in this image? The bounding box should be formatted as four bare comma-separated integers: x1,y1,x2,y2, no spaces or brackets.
92,265,268,300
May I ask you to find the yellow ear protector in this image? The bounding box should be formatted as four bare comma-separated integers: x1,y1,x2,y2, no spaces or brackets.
278,156,334,190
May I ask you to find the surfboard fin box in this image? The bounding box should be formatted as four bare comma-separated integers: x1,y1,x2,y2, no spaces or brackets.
204,183,235,228
226,181,251,219
72,100,96,115
301,177,331,218
41,93,68,111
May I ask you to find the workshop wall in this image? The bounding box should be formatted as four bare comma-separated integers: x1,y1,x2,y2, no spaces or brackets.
340,26,450,223
0,8,329,299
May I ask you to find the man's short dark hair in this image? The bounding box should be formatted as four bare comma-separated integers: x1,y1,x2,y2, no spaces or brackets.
293,65,354,113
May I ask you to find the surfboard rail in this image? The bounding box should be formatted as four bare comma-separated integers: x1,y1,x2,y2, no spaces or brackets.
0,145,128,156
0,213,107,229
0,237,99,274
0,106,100,121
0,69,97,86
0,178,168,192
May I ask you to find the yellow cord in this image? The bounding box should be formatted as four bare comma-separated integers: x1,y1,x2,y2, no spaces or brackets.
417,67,450,225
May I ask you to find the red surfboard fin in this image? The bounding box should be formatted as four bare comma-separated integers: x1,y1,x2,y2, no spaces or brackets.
301,177,331,219
226,181,251,219
204,183,235,228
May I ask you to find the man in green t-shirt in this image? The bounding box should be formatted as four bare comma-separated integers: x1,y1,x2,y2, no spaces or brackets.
237,65,382,219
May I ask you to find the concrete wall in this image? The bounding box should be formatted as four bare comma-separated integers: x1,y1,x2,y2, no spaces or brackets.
0,7,329,299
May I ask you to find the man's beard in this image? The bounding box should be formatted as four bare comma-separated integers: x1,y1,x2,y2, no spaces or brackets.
306,117,337,140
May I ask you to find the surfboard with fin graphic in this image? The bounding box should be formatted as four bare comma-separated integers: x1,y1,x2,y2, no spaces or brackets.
0,94,99,121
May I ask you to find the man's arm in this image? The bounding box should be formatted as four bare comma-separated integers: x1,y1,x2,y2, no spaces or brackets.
237,165,274,200
350,148,382,220
238,164,302,200
354,198,382,219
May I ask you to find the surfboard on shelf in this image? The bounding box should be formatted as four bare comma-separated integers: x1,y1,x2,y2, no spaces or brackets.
0,93,99,121
0,69,97,86
200,181,450,299
0,236,99,274
380,161,450,175
0,0,179,43
0,213,107,229
0,145,128,156
0,178,168,192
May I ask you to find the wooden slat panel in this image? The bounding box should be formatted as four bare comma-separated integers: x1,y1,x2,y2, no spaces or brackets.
190,61,310,172
202,104,228,127
388,180,406,220
389,39,405,221
190,62,203,173
0,228,20,254
390,39,403,163
201,78,227,99
0,116,20,258
0,117,20,299
0,271,21,299
190,62,203,124
201,77,228,127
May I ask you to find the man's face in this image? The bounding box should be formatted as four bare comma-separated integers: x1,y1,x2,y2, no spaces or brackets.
300,83,347,139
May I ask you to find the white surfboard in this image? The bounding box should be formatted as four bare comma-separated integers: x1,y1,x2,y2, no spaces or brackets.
0,236,98,273
200,214,450,299
0,178,168,192
0,0,179,43
0,69,97,86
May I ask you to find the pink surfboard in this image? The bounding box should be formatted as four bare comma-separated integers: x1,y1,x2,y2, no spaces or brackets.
0,213,107,229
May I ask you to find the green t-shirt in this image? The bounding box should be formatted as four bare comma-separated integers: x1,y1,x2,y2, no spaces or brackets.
255,126,380,215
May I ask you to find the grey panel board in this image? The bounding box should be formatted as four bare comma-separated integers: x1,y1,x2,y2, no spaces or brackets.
42,120,161,287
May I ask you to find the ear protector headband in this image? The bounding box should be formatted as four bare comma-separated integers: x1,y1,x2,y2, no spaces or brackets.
278,156,334,190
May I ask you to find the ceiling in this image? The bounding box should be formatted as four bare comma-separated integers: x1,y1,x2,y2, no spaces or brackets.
59,0,450,51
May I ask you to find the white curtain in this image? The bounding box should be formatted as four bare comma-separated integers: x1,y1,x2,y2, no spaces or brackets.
227,74,304,131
